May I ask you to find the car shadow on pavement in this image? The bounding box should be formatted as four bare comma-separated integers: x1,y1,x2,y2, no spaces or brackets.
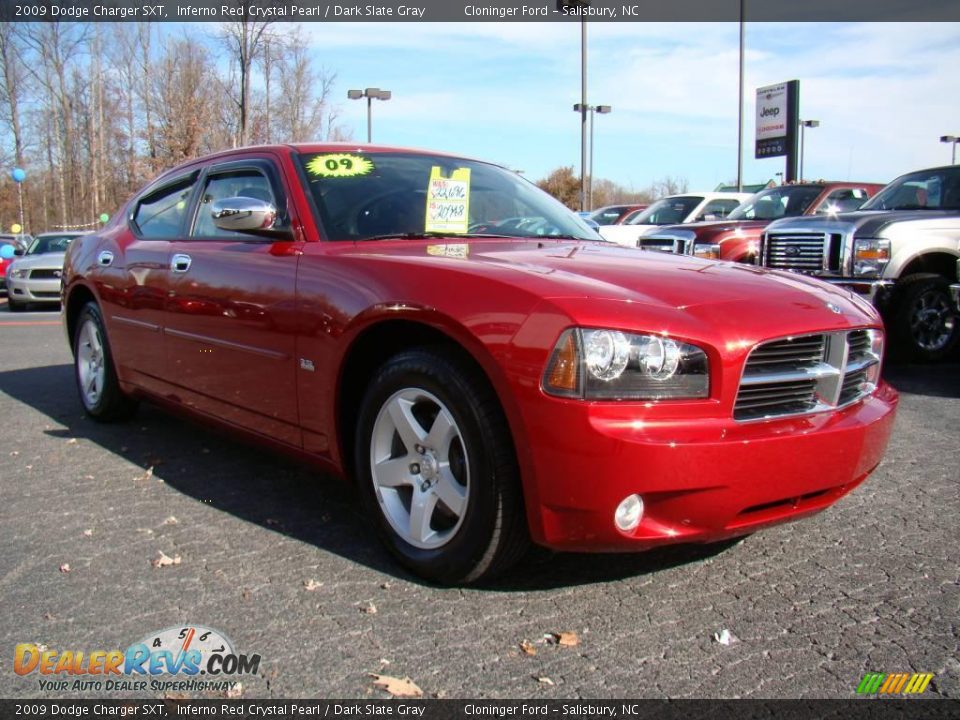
1,360,956,590
882,359,960,399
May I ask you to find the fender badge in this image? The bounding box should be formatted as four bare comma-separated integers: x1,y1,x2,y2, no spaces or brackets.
299,358,315,372
826,302,842,314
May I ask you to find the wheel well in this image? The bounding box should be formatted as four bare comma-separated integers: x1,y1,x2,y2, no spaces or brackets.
899,252,958,281
65,285,96,353
337,320,499,480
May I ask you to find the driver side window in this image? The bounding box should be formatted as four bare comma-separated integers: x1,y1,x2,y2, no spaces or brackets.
192,170,276,239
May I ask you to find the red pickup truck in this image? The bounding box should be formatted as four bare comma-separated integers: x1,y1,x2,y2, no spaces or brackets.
639,182,884,263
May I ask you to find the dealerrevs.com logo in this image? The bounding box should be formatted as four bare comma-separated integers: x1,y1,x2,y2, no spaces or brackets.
15,625,260,694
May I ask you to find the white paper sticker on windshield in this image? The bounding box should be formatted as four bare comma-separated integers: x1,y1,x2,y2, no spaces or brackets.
425,167,470,234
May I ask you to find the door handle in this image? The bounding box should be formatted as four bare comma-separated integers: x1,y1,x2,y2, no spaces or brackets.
171,254,192,273
97,250,114,267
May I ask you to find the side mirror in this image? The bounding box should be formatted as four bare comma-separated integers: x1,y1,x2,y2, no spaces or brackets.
211,196,278,232
14,247,24,256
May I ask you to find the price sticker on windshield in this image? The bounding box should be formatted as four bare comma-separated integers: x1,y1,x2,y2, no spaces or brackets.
306,153,374,178
425,166,471,234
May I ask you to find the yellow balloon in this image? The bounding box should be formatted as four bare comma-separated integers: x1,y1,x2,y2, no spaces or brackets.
11,223,21,234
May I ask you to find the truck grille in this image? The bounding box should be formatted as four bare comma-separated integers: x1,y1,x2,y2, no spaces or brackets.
29,268,61,279
638,237,685,253
764,232,826,271
734,330,882,421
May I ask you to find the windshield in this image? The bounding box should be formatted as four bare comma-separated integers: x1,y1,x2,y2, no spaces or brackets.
729,185,823,220
626,196,702,226
296,151,599,242
861,167,960,211
27,234,78,255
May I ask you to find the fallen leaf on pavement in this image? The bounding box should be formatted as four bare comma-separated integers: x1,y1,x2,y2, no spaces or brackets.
59,563,71,573
369,674,423,698
9,451,18,456
535,676,555,686
225,683,243,699
303,579,324,591
519,640,537,656
67,438,78,445
361,603,378,615
545,631,579,647
82,529,93,537
151,551,181,569
163,516,178,525
135,466,154,482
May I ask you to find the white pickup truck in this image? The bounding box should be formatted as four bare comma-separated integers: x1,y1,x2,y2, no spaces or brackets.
760,165,960,361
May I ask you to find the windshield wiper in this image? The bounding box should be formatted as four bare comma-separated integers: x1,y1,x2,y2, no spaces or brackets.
359,232,453,241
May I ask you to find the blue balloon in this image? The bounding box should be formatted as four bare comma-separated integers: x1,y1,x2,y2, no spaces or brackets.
0,244,14,259
11,168,25,183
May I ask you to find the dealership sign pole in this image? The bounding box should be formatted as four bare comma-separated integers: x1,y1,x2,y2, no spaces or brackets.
755,79,800,182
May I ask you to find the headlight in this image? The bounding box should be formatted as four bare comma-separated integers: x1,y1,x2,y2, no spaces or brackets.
543,328,710,400
853,238,890,277
693,243,721,260
11,267,29,279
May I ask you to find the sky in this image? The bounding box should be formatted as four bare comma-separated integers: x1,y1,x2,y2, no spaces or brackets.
240,21,959,192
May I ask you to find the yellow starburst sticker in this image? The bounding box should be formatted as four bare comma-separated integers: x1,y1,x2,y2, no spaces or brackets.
306,153,374,178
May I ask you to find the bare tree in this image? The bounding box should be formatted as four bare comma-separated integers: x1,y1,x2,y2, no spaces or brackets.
218,14,273,146
154,38,216,164
273,30,337,143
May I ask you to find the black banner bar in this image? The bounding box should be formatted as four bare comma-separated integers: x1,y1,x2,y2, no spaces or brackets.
1,0,959,23
1,700,959,720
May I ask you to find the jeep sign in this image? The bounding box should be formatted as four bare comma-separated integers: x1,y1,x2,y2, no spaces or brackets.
755,80,800,180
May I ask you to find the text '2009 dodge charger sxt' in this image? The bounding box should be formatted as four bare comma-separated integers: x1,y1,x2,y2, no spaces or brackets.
62,145,898,584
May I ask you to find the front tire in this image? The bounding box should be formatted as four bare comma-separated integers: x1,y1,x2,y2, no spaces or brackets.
7,298,25,312
73,301,138,421
889,274,958,362
355,348,528,584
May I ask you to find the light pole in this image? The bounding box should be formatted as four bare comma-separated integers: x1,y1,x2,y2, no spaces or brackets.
736,0,745,192
799,119,820,181
574,103,612,210
347,87,391,143
941,135,958,165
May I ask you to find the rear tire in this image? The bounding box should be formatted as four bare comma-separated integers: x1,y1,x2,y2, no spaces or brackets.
7,298,24,312
889,274,958,362
355,348,528,585
73,301,138,421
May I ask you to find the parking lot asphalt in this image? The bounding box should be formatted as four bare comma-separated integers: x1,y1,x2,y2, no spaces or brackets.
0,301,957,700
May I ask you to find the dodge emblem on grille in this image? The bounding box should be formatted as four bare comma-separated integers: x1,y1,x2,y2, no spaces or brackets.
785,246,800,257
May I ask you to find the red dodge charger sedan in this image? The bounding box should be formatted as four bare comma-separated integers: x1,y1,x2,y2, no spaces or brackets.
62,145,898,584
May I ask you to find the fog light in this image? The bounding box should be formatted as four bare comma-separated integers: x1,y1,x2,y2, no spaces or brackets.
614,494,644,531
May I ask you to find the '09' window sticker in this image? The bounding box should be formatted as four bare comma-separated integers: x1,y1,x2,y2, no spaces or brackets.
306,153,375,178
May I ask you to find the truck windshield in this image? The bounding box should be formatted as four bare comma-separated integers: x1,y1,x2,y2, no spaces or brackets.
295,151,599,242
728,185,823,220
861,167,960,211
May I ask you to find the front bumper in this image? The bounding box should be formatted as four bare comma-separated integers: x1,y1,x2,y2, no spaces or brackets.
525,383,898,551
7,276,62,304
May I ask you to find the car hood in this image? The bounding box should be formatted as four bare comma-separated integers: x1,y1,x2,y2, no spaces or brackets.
343,238,877,332
769,209,960,236
598,224,659,242
654,219,768,234
9,252,67,271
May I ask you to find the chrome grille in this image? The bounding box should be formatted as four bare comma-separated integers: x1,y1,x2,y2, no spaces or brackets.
638,237,685,253
764,232,827,271
735,330,882,421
